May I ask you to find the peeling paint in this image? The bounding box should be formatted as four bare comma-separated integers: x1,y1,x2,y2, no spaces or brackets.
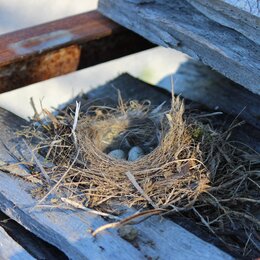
9,30,73,55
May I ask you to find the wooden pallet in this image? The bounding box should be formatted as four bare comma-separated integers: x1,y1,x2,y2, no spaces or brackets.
0,7,259,259
0,74,233,259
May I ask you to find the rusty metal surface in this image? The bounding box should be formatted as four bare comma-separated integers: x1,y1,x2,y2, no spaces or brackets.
0,11,154,93
0,46,80,93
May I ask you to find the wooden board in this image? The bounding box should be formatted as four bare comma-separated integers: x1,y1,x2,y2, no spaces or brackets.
0,11,154,93
159,60,260,152
0,75,232,259
0,210,68,259
159,60,260,129
98,0,260,95
220,0,260,16
188,0,260,45
0,226,34,260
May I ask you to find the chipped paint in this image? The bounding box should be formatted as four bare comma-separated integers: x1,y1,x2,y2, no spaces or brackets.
9,30,73,55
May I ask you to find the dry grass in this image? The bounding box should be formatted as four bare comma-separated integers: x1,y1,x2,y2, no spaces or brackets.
19,96,260,258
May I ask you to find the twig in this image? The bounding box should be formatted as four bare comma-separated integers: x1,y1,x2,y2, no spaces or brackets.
72,101,81,132
243,232,252,256
229,211,260,227
34,149,80,207
125,171,157,208
92,209,163,236
192,207,226,244
195,112,223,118
218,197,260,204
151,101,166,114
22,139,51,185
248,177,260,189
71,101,81,148
43,109,60,129
60,197,120,220
30,97,41,121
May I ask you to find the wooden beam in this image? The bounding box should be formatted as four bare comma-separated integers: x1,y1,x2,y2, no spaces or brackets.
0,211,68,259
98,0,260,95
0,11,154,93
160,60,260,152
188,0,260,45
165,60,260,130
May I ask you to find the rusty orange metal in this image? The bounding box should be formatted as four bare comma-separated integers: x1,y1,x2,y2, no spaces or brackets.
0,46,80,93
0,11,154,93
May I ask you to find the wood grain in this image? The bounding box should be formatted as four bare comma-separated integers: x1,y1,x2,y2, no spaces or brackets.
161,60,260,129
188,0,260,45
98,0,260,95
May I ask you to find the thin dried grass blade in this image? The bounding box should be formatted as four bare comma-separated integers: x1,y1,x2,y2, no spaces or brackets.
22,139,50,185
151,101,166,114
92,209,163,236
126,171,157,208
71,101,81,148
61,198,120,220
30,97,41,121
35,149,80,207
72,101,81,132
43,109,60,129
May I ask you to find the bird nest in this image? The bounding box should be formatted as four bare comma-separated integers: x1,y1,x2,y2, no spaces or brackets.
20,95,260,258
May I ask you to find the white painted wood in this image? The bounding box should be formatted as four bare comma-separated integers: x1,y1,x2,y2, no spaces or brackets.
98,0,260,95
0,226,34,260
0,78,232,259
188,0,260,44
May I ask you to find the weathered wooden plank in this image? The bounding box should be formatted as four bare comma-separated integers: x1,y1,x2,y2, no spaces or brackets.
98,0,260,95
0,226,35,260
159,60,260,152
0,211,68,259
0,174,231,260
188,0,260,45
222,0,260,17
159,60,260,129
0,11,154,93
0,175,144,260
0,76,232,259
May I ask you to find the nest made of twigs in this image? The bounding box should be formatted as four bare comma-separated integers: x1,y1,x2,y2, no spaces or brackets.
74,98,208,209
20,96,260,258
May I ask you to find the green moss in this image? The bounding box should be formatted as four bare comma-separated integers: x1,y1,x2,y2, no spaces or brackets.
192,124,214,143
192,126,204,141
